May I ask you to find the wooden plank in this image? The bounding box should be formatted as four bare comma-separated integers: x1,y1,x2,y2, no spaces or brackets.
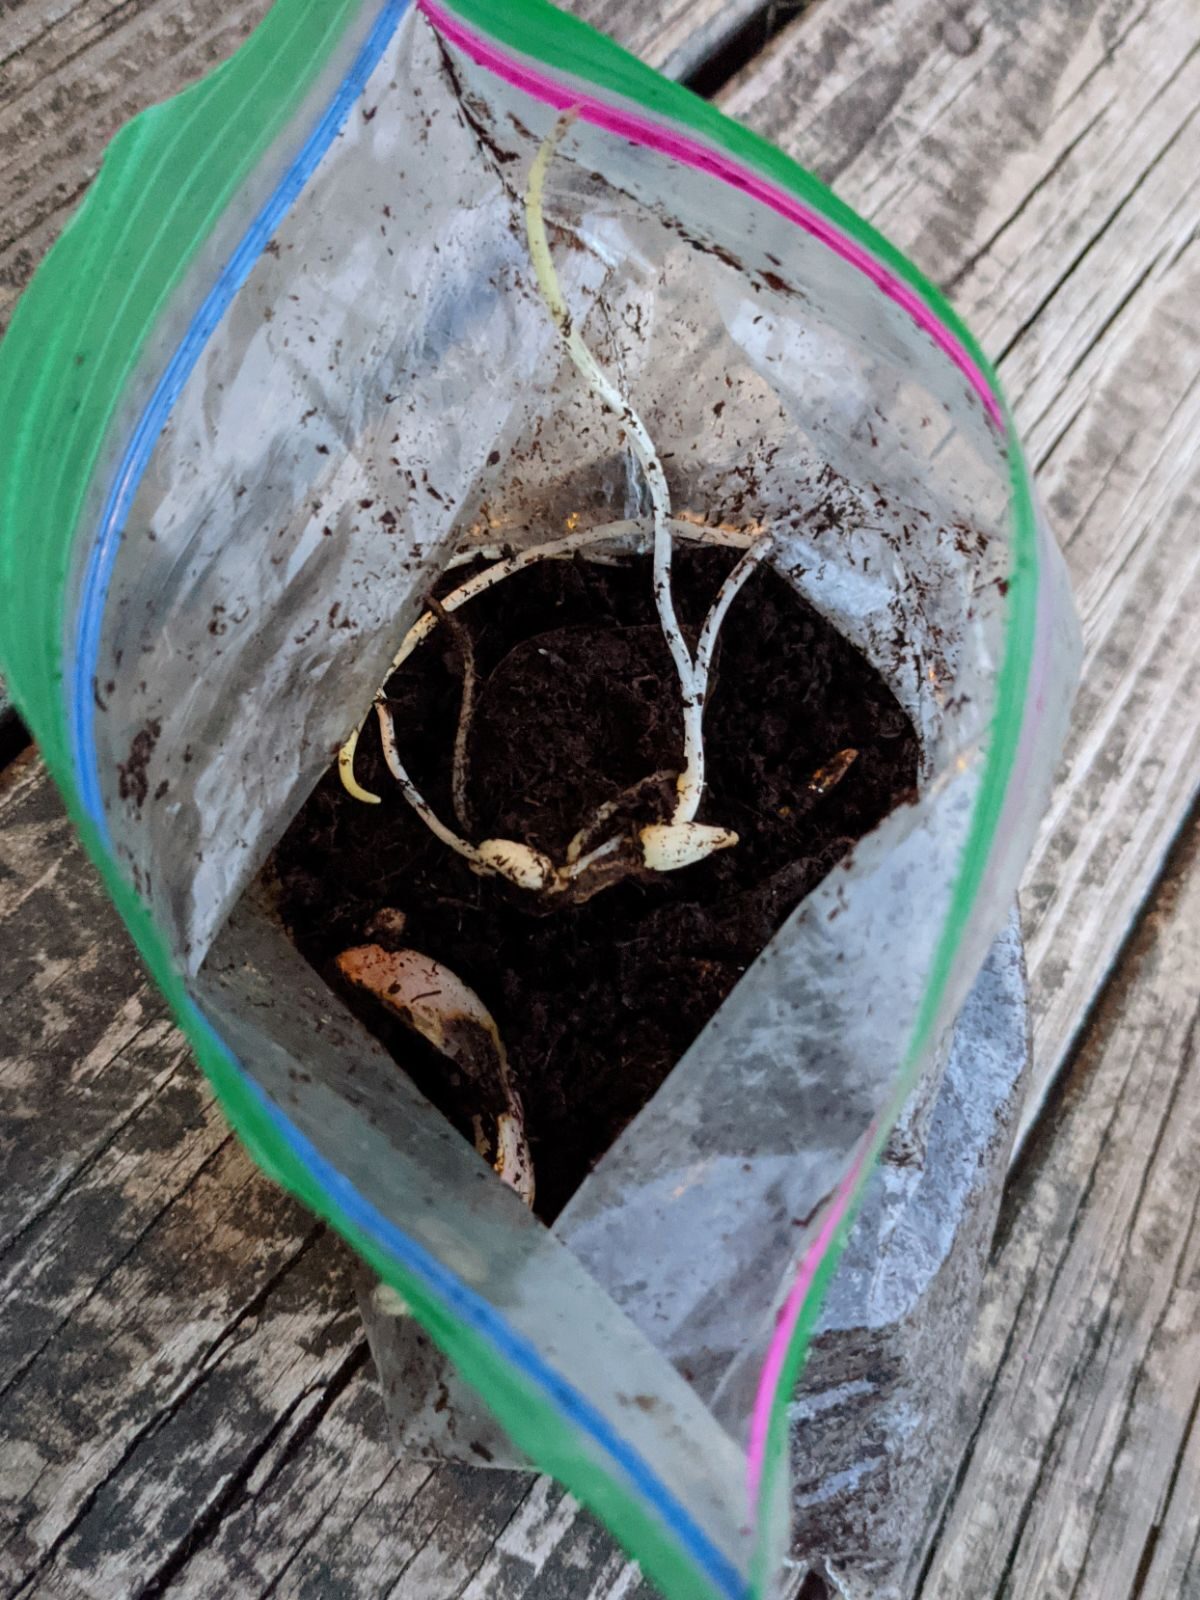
2,0,1196,1595
0,751,185,1258
167,1384,656,1600
717,0,1200,1146
9,1239,363,1598
1139,1384,1200,1600
0,756,374,1596
915,812,1200,1598
0,0,272,333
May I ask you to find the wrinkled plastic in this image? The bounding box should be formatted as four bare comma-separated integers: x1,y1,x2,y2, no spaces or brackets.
0,3,1080,1596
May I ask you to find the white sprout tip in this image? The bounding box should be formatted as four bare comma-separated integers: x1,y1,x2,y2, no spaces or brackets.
638,821,739,873
337,738,381,805
476,838,557,892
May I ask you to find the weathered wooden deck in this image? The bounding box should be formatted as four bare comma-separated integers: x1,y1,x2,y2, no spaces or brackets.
2,0,1199,1595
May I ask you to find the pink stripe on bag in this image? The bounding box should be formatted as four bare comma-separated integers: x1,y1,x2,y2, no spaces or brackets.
418,0,1004,431
418,0,1011,1518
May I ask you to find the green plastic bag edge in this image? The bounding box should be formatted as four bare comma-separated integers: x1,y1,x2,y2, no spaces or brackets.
0,1,1039,1593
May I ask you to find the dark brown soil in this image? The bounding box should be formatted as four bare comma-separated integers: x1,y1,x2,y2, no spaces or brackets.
272,545,918,1220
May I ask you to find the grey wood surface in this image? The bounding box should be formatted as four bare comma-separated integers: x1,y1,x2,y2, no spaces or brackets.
1,0,1198,1595
921,816,1200,1600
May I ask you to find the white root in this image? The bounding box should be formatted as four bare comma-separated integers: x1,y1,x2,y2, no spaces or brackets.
565,794,624,867
564,832,624,880
349,521,770,878
377,702,556,894
495,1114,536,1207
339,524,648,808
338,723,378,806
333,116,776,895
674,531,775,824
375,700,600,894
334,943,535,1208
525,114,705,833
336,520,761,806
445,542,508,570
375,701,483,864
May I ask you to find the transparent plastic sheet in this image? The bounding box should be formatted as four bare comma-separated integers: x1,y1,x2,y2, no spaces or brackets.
0,2,1081,1595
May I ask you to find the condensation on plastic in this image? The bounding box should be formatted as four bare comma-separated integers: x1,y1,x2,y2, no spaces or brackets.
0,1,1080,1595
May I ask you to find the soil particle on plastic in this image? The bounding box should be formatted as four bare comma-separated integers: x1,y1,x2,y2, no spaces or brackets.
118,719,162,811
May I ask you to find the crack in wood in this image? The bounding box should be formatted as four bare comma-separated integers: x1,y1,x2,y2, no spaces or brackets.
919,814,1200,1596
0,1131,236,1412
681,1,815,97
137,1340,370,1600
1056,0,1157,116
944,103,1112,298
249,1440,418,1600
910,1267,1043,1594
405,1477,541,1600
192,1222,328,1375
1129,1321,1200,1595
1075,1139,1200,1600
995,89,1200,369
0,1031,187,1264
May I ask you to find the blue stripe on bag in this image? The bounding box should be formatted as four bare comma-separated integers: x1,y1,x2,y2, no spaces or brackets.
70,0,410,836
193,1006,748,1600
68,4,749,1591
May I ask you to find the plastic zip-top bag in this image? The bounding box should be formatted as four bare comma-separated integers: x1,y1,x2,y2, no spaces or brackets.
0,3,1080,1595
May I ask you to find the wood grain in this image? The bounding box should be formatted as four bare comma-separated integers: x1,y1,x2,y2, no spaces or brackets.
0,0,273,333
0,0,763,333
2,0,1198,1594
0,761,365,1597
917,810,1200,1599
